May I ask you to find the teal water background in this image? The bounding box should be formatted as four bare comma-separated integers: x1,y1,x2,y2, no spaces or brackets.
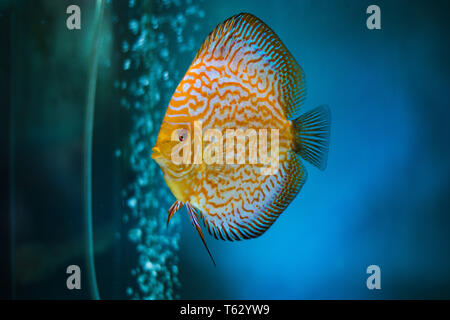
1,0,449,299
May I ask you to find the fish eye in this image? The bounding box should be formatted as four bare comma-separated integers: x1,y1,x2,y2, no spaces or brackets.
178,129,188,142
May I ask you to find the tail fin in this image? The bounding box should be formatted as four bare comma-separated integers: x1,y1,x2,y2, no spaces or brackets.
293,105,330,171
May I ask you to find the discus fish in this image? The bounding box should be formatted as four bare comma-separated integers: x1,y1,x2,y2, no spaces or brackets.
152,13,330,265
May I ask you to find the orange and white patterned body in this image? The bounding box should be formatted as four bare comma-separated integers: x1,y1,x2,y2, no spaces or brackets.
153,13,328,243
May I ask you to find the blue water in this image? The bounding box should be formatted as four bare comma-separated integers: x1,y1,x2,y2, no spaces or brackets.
177,0,450,299
5,0,449,300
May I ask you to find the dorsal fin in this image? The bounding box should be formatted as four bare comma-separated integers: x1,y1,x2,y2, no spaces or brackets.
193,13,306,119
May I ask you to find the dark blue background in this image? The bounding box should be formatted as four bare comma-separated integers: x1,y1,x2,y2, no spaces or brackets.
178,0,450,299
2,0,449,299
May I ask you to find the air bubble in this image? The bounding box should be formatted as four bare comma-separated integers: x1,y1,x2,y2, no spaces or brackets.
123,59,131,70
127,197,137,208
128,228,142,242
118,0,205,300
129,20,139,35
122,41,129,53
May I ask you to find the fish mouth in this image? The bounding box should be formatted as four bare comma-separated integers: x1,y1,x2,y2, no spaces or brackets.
151,147,162,160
